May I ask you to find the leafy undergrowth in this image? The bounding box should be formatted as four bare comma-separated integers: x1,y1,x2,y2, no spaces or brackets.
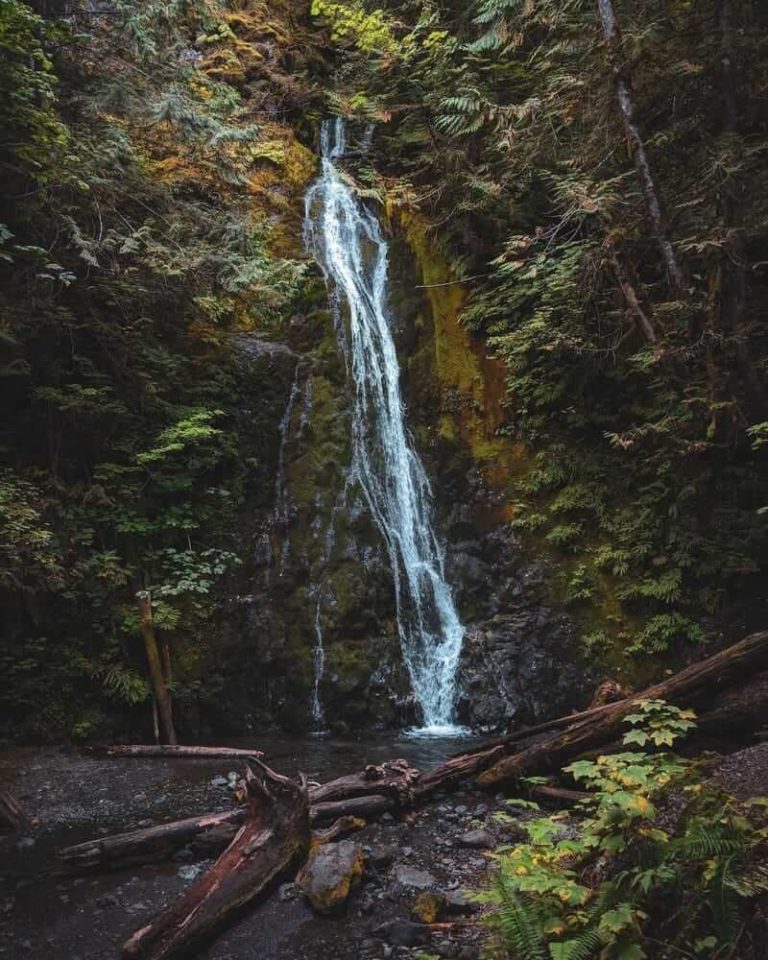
482,702,768,960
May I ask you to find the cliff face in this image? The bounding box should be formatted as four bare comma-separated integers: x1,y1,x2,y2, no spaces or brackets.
0,1,592,742
209,177,588,735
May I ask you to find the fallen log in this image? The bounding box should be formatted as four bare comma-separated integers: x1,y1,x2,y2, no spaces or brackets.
529,784,590,806
64,632,768,877
312,815,367,843
310,794,394,824
122,759,309,960
309,758,420,806
60,795,397,872
478,630,768,787
93,745,264,761
60,809,246,872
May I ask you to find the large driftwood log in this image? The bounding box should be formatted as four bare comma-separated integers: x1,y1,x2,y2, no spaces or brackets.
93,745,264,761
60,809,246,872
478,630,768,787
310,794,394,824
309,758,420,805
122,760,309,960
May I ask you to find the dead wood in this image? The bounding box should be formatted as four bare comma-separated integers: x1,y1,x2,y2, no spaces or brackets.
122,760,309,960
93,745,264,761
478,630,768,787
60,809,245,872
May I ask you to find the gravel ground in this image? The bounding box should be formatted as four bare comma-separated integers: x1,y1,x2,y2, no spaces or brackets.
710,741,768,800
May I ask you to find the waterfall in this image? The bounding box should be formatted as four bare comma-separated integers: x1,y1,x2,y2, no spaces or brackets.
304,118,466,733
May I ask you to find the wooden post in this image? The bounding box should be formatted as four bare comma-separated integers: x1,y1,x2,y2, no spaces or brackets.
137,591,177,746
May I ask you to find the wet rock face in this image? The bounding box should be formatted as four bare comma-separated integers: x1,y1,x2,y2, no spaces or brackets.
458,607,591,731
298,840,365,914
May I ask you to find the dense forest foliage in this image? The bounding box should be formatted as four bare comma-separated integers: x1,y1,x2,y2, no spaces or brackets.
1,0,766,742
0,0,322,739
313,0,768,659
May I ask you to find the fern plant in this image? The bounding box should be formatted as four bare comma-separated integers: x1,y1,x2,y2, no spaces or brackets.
482,702,768,959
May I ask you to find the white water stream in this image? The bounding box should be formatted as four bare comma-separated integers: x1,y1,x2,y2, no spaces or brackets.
304,118,465,734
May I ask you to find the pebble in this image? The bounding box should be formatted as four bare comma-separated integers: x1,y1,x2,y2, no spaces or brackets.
278,882,300,902
209,776,228,788
178,864,203,881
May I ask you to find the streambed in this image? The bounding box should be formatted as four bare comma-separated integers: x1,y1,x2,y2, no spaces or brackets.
0,734,500,960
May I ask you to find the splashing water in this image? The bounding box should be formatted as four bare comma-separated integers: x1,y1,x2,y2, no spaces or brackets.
305,118,466,734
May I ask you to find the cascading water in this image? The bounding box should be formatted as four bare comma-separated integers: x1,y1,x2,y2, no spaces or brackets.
304,118,466,735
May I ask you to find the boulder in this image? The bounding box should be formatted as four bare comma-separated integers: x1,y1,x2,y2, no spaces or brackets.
297,840,365,914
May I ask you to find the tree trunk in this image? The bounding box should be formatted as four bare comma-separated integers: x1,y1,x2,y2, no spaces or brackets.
478,630,768,787
137,592,176,746
596,0,686,294
711,0,766,414
94,745,264,761
309,759,420,807
60,809,246,872
310,794,394,824
122,761,309,960
606,239,657,344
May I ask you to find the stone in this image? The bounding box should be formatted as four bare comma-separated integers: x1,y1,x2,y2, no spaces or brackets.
298,840,365,914
391,864,437,892
209,776,228,788
458,947,480,960
443,890,477,915
411,891,445,923
177,864,203,881
369,843,398,869
372,918,431,947
459,828,493,849
278,882,300,902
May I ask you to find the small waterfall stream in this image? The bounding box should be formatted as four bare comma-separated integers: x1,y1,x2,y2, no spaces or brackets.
305,118,465,733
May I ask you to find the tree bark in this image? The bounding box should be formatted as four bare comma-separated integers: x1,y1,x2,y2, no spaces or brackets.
60,809,246,872
310,794,394,825
606,240,657,343
93,745,264,761
596,0,686,294
309,759,420,807
711,0,766,414
122,760,309,960
478,630,768,787
137,592,176,746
